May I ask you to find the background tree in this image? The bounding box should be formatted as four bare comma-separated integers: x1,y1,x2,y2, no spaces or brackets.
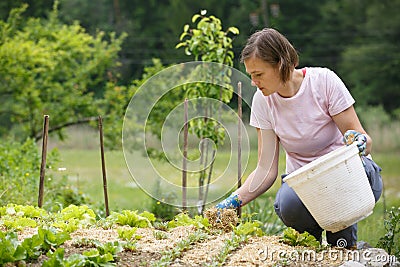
0,0,399,135
0,0,53,19
176,11,239,214
0,4,126,142
340,0,400,114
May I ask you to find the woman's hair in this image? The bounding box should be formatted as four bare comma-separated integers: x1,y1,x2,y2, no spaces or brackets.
240,28,299,83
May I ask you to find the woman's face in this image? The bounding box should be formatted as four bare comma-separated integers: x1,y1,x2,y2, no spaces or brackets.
244,56,282,96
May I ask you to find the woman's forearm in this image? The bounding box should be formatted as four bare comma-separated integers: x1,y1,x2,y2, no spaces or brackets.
235,164,278,206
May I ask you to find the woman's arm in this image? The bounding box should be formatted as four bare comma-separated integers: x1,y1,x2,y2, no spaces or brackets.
235,128,280,206
332,105,372,155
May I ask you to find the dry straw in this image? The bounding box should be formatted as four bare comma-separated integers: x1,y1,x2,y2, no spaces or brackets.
204,208,238,232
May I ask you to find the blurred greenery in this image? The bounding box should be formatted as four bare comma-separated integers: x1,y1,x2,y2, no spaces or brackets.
0,4,126,142
0,139,91,210
0,0,399,116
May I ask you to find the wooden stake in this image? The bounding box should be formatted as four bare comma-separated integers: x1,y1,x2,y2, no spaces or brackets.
202,149,216,214
182,99,188,211
98,116,110,217
38,115,49,208
237,82,243,217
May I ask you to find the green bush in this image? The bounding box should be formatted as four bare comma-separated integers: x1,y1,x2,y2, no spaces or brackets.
377,206,400,258
0,138,90,209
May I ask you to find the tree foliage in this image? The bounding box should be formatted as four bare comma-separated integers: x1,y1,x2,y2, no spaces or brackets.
175,11,239,213
0,0,399,142
0,4,126,141
339,0,400,113
176,11,238,146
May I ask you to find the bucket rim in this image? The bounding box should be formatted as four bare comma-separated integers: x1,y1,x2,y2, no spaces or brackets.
283,143,360,183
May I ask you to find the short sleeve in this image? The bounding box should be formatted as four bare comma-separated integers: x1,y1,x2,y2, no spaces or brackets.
326,69,355,116
249,90,273,129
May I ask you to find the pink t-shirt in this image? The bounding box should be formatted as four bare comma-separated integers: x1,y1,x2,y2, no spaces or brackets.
250,67,355,173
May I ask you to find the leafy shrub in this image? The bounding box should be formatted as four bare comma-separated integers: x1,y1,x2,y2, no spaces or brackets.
0,4,126,143
0,139,90,209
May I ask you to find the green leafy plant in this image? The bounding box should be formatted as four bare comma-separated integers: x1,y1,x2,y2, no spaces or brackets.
280,227,322,250
242,196,286,235
207,221,264,266
21,227,71,261
93,241,124,259
1,216,37,230
106,210,156,228
0,204,102,233
72,238,98,248
153,221,169,231
234,221,264,237
152,230,209,267
57,204,96,222
51,205,96,232
176,10,238,64
153,230,168,240
209,234,245,267
0,204,48,218
377,206,400,257
82,249,116,266
0,227,70,265
122,241,137,252
117,227,142,241
0,232,26,265
167,212,210,230
0,204,47,230
43,247,116,267
42,248,68,267
43,240,123,267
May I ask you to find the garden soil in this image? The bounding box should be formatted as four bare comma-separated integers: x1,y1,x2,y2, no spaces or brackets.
18,226,363,266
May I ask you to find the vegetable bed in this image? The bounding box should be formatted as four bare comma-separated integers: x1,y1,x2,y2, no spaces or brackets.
0,204,390,266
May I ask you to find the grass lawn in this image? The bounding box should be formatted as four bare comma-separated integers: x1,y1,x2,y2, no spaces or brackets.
54,149,149,211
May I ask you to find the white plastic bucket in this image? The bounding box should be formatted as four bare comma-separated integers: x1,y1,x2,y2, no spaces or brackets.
282,144,375,233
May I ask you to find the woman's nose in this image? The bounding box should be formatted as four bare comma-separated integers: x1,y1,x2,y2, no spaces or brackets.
251,80,257,87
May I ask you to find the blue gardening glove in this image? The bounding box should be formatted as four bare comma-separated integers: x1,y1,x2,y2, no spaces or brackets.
343,130,367,156
215,192,242,209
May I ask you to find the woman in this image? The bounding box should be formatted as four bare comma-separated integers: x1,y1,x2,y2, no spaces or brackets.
216,28,383,248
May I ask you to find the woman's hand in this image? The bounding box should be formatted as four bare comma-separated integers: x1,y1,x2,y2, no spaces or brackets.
343,130,367,156
332,106,372,156
215,192,242,209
